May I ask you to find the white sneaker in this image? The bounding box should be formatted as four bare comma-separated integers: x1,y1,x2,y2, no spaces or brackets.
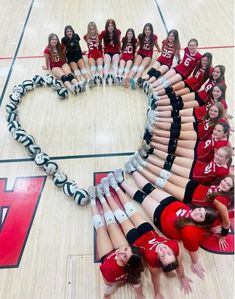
101,177,110,195
134,152,147,167
107,173,119,189
114,169,124,183
88,78,94,89
88,186,97,201
96,184,104,198
125,160,136,173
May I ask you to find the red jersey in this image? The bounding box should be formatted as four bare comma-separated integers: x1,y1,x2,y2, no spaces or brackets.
100,29,121,53
137,34,158,58
197,119,214,141
157,40,176,67
194,98,228,120
134,230,179,268
160,201,206,252
174,47,202,78
84,34,103,59
196,137,229,162
43,44,66,69
100,250,127,283
192,184,231,209
192,160,229,184
196,79,222,102
120,37,137,61
184,66,213,91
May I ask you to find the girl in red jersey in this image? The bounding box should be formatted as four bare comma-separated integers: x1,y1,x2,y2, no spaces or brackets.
116,28,137,85
141,30,181,90
151,65,225,111
100,19,121,84
113,168,217,279
42,33,81,94
124,23,161,89
61,25,93,90
88,185,145,299
149,39,201,93
84,22,103,84
98,174,193,297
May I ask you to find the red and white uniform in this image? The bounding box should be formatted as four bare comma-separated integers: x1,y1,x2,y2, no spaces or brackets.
196,79,225,103
43,44,66,69
137,34,158,58
184,66,213,91
160,201,206,251
196,137,229,162
134,230,179,268
194,98,228,120
192,184,231,209
84,34,103,59
120,37,137,61
157,40,176,67
191,160,229,184
100,29,121,53
174,47,202,79
100,250,127,283
196,119,215,141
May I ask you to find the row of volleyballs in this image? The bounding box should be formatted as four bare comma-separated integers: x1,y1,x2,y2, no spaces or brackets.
6,75,89,205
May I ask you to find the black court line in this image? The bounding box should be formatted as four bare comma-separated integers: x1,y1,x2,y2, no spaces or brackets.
0,0,35,106
0,151,135,164
154,0,168,34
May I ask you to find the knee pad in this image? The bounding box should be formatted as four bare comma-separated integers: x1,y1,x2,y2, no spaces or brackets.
92,214,104,230
173,116,181,123
97,64,103,71
132,65,138,73
169,138,178,147
170,123,181,130
104,211,116,225
124,202,137,217
143,129,153,144
168,92,176,100
165,86,173,94
124,67,130,74
155,177,167,188
138,65,145,73
80,68,88,75
162,80,170,88
171,110,179,117
168,144,177,154
166,154,176,163
142,183,155,195
173,101,184,110
133,190,147,204
60,75,68,83
170,97,176,106
74,69,81,76
114,209,128,223
170,130,180,139
147,68,156,77
160,169,171,179
90,65,97,72
152,70,161,79
163,161,173,171
67,73,75,82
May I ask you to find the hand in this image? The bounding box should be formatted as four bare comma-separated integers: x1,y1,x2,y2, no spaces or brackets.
191,262,205,279
218,236,229,250
211,225,222,235
42,65,48,70
180,276,193,294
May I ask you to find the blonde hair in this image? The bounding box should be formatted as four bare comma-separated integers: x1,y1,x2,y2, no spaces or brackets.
85,21,99,43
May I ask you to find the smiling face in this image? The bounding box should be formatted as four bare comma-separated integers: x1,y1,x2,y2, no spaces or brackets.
212,86,222,100
156,244,176,266
201,56,209,68
65,28,73,39
144,25,152,37
49,35,59,47
115,246,132,265
168,32,175,43
108,22,114,32
208,105,219,119
127,30,133,40
191,207,206,222
212,124,227,140
188,41,198,54
212,67,221,80
219,176,233,192
214,147,229,165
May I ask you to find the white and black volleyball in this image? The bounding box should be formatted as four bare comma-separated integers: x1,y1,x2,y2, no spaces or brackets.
52,79,62,90
52,171,67,186
9,92,21,105
44,74,54,86
63,180,79,197
12,128,27,142
26,144,41,157
21,134,35,147
6,111,18,122
32,75,45,86
57,87,68,99
34,152,50,167
5,103,17,113
43,161,59,175
22,80,34,91
13,84,26,96
8,120,21,132
73,189,89,206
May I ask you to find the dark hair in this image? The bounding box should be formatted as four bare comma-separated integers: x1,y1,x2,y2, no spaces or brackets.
215,121,230,139
138,23,154,49
125,245,144,284
104,19,119,45
164,29,181,54
159,257,179,273
188,38,199,46
212,84,227,101
175,206,217,230
64,25,75,37
47,33,66,62
203,102,224,127
121,28,136,53
193,52,213,81
211,65,226,83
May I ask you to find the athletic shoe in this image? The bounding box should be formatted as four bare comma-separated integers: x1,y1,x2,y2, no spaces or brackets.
96,183,104,198
105,74,110,85
137,78,144,88
114,169,124,183
88,78,94,89
131,157,143,171
88,186,96,201
107,173,119,189
69,84,78,95
124,160,136,173
101,177,110,195
123,77,130,88
130,78,137,89
138,147,148,159
134,152,147,167
142,140,152,153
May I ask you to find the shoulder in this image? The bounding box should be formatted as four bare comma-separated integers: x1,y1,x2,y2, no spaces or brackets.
116,29,121,35
153,34,158,41
100,30,105,37
43,47,50,54
75,33,80,41
83,34,87,41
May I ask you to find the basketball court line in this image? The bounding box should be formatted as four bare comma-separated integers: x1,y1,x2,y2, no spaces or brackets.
154,0,168,34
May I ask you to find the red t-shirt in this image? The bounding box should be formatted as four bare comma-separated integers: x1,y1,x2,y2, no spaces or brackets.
160,201,206,252
157,40,176,67
43,44,66,69
174,47,202,78
100,29,121,53
134,230,179,268
137,34,158,58
197,119,214,141
100,250,127,283
194,98,228,120
184,66,213,91
197,79,225,102
84,34,103,59
120,37,137,61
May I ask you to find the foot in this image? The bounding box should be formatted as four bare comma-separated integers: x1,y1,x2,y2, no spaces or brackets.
134,151,147,167
123,77,130,88
107,173,119,190
124,160,136,174
88,78,94,88
69,84,78,95
137,78,144,88
96,183,104,198
88,186,97,203
130,78,137,89
101,177,110,195
114,169,124,184
105,74,110,85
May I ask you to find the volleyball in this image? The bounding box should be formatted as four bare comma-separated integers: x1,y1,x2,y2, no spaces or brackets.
43,161,59,175
13,84,26,95
22,80,34,91
5,103,17,113
26,144,41,157
34,152,50,167
52,79,62,90
57,87,68,99
52,171,67,186
63,180,79,197
73,189,89,206
6,111,18,122
32,75,45,86
44,74,54,86
21,134,35,147
9,92,22,105
12,128,27,142
8,120,21,132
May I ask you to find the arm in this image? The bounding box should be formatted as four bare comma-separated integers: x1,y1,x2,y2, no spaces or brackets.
188,250,205,279
42,53,49,70
176,253,192,294
148,266,164,299
154,39,161,53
